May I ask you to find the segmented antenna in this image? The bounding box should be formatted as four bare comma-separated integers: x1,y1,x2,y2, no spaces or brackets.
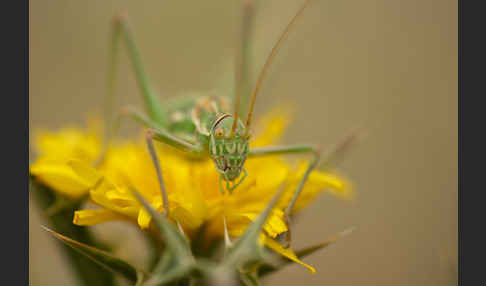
245,0,313,133
231,0,255,137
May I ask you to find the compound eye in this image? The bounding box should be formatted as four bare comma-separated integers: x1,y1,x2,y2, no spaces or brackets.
214,127,225,139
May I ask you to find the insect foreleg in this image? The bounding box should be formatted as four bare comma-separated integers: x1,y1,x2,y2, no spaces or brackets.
217,168,248,195
96,106,203,167
249,144,319,247
249,145,320,219
248,130,361,247
145,129,169,217
218,175,226,195
122,107,203,154
226,167,248,193
248,145,317,157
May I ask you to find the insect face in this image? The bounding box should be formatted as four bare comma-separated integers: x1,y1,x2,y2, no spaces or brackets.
209,115,249,181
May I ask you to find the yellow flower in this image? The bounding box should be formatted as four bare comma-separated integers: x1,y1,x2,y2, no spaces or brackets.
29,119,103,198
69,108,353,274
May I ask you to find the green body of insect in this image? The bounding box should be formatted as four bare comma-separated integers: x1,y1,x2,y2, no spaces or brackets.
104,0,357,247
152,94,250,192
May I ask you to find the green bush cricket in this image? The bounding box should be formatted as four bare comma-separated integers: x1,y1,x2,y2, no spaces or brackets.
101,0,359,247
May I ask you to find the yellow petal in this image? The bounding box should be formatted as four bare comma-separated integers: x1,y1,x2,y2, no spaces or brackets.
264,237,316,274
33,127,100,163
137,207,152,229
171,205,205,230
30,124,103,198
251,159,289,192
250,107,293,147
313,172,354,200
73,209,122,226
137,197,165,229
90,183,139,218
282,164,354,213
30,162,90,198
105,190,135,205
263,209,288,238
171,177,209,225
68,159,103,188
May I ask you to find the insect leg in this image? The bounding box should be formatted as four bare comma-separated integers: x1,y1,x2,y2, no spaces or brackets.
248,130,361,247
249,144,318,247
100,14,169,164
145,129,169,217
145,128,204,231
218,174,226,195
105,13,167,134
96,106,203,166
226,167,248,193
95,109,124,166
123,107,203,154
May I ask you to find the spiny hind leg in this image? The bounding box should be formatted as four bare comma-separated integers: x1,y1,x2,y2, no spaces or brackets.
99,12,169,164
106,13,167,129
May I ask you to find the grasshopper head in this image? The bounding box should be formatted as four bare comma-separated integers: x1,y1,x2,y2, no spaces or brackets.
209,114,249,181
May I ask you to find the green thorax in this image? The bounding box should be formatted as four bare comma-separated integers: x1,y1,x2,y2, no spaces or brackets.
162,94,232,147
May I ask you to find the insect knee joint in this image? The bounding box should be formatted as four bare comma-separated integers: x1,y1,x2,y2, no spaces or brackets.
145,128,156,140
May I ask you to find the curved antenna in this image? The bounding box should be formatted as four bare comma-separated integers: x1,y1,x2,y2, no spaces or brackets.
231,0,255,137
245,0,313,133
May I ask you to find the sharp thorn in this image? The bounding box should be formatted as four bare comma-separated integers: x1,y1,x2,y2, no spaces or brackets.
223,216,233,248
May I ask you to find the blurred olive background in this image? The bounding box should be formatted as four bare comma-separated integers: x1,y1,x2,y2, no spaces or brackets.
29,0,457,285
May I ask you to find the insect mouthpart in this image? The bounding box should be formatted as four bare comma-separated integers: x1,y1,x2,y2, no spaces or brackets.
212,155,247,181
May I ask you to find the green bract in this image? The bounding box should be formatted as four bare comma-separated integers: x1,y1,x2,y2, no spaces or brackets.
33,179,350,286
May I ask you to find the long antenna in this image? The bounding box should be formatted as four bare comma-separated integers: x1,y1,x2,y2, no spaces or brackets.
231,0,255,137
245,0,313,132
